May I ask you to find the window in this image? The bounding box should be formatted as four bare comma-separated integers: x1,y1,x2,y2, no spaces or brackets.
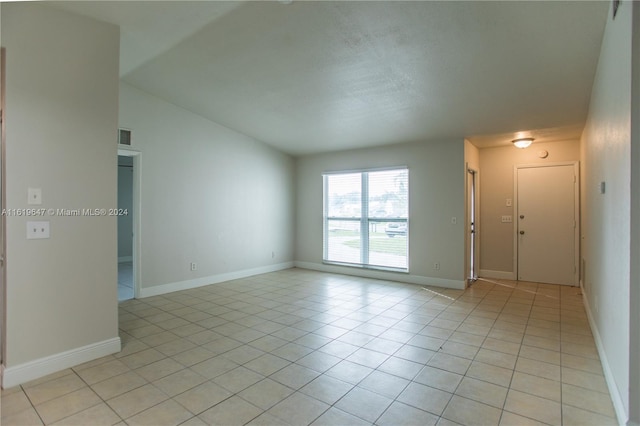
323,168,408,271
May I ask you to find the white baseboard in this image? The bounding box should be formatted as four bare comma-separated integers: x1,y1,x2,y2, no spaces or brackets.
294,261,465,289
479,269,516,280
580,284,628,425
118,256,133,263
2,337,121,389
139,262,295,298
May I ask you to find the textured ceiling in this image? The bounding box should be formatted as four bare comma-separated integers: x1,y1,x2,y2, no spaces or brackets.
52,1,609,155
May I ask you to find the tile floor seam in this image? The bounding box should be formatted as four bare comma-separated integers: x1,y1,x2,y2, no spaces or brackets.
16,384,48,426
482,283,533,425
29,369,98,425
446,281,516,426
559,287,567,426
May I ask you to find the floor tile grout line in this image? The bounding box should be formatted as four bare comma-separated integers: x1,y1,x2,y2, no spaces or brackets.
26,368,117,426
15,383,47,426
502,280,554,426
468,279,542,425
443,279,513,425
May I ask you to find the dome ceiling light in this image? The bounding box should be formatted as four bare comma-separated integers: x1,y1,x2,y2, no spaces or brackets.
512,137,534,148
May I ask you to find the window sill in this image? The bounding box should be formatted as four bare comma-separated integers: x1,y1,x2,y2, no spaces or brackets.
322,260,409,274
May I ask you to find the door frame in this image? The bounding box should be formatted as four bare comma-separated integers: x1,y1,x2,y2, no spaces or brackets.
117,147,141,299
1,47,6,367
513,161,579,285
465,165,479,285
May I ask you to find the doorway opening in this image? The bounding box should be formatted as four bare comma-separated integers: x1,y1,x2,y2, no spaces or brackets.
117,148,140,301
117,155,134,300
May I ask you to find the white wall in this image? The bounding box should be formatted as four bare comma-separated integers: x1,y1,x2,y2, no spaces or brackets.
464,140,480,171
295,140,466,288
629,4,640,424
580,1,632,422
1,3,120,385
118,83,295,296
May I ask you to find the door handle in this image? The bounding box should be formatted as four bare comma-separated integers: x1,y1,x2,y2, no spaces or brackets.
520,231,525,235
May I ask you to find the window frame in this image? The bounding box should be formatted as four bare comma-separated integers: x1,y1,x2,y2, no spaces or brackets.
322,167,409,272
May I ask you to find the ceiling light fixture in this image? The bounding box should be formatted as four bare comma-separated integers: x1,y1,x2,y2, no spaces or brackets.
512,138,534,149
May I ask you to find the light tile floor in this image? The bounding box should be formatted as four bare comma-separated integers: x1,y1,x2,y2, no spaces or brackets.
2,269,619,425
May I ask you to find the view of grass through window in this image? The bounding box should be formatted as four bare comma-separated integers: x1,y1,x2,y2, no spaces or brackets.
323,168,408,270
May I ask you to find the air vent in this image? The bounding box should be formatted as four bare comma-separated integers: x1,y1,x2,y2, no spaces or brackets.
118,128,132,146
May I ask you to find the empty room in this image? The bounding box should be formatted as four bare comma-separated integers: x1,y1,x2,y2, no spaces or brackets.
0,1,638,426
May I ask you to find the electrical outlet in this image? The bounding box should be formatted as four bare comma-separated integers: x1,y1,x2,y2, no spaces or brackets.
451,217,457,225
27,221,50,239
434,262,440,270
190,262,197,271
272,251,275,258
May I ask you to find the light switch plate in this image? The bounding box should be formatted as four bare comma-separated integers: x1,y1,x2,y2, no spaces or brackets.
28,187,42,205
27,221,50,239
501,215,513,223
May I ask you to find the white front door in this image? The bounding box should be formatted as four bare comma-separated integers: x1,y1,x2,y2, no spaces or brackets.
516,163,578,285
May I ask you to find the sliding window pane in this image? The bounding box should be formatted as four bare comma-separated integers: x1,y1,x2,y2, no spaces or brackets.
367,170,408,269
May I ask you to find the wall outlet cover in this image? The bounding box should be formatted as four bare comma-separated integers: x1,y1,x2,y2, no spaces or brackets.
28,187,42,205
27,221,50,239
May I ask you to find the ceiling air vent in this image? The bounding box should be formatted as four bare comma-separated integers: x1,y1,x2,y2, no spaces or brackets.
118,128,132,146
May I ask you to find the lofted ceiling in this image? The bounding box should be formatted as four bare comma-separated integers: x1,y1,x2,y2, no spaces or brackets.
52,1,609,155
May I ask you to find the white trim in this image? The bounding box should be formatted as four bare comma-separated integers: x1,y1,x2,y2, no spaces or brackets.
465,165,480,286
139,262,294,298
117,145,140,154
117,149,141,299
118,256,132,263
2,337,121,388
295,261,465,289
479,269,516,280
581,284,628,426
322,165,409,175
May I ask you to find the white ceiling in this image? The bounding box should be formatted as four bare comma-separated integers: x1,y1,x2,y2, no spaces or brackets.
52,1,609,155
